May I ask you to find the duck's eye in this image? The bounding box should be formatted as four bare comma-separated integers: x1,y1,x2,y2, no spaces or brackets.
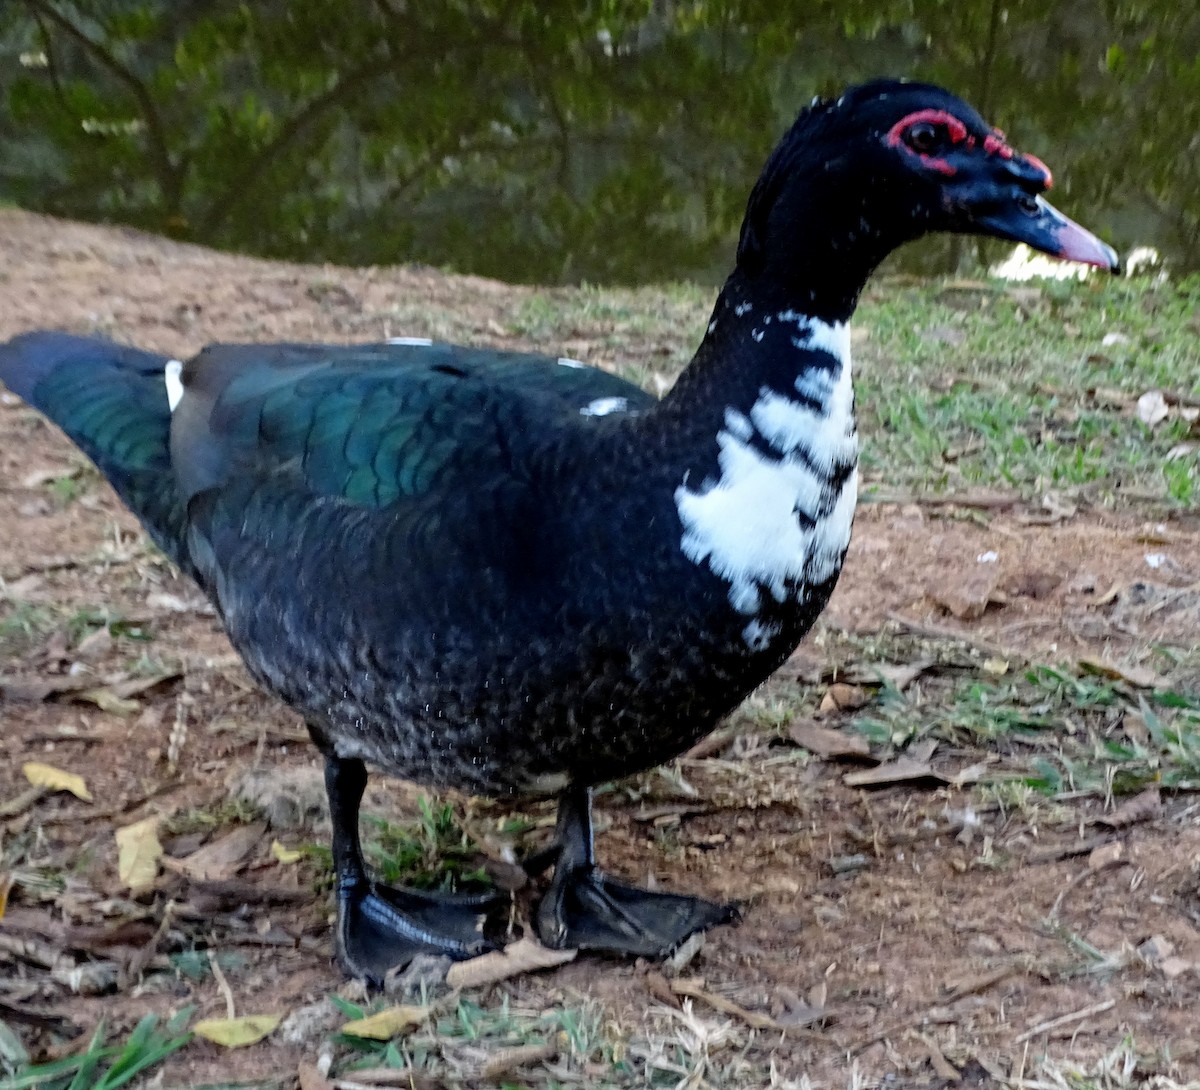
905,122,942,153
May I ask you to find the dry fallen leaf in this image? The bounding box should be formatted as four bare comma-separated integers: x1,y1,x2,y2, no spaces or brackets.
789,721,871,760
1087,841,1124,870
1100,786,1161,828
644,969,681,1009
817,683,868,714
445,936,576,989
0,675,92,702
77,686,142,716
1078,656,1162,689
339,1004,428,1040
115,816,164,891
161,823,265,882
23,761,92,802
1136,390,1169,427
1121,710,1152,748
931,567,1000,621
0,872,12,920
949,761,991,787
872,659,935,691
297,1062,335,1090
813,659,934,691
844,757,938,788
193,1013,281,1047
481,1042,558,1081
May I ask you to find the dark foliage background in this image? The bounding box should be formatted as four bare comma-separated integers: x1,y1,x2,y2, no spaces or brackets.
1,1,1195,283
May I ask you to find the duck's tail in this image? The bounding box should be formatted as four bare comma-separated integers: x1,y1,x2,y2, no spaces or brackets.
0,332,192,574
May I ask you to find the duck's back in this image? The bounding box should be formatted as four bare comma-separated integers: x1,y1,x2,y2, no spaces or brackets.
172,341,749,793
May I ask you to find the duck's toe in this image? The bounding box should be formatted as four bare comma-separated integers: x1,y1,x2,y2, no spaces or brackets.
534,866,737,956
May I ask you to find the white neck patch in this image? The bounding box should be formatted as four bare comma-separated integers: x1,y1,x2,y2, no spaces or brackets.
673,317,858,627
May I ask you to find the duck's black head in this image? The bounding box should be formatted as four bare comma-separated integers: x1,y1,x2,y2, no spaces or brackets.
735,79,1119,321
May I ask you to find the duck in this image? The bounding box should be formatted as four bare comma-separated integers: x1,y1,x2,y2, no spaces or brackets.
0,80,1118,984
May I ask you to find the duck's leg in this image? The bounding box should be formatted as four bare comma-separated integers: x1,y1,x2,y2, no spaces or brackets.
323,754,502,983
534,784,737,954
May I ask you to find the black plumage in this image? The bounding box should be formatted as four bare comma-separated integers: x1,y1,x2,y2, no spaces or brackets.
0,80,1118,982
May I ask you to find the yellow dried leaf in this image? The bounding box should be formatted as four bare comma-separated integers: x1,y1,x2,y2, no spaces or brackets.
982,657,1009,676
23,761,92,801
0,872,12,920
115,816,163,891
193,1013,281,1047
340,1004,428,1040
271,839,302,864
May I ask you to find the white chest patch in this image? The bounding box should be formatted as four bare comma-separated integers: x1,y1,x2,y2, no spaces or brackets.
674,318,858,630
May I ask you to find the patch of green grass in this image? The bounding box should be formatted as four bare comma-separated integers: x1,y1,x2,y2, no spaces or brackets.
1029,1037,1193,1090
65,607,154,646
0,601,55,657
334,993,622,1086
850,661,1200,797
364,796,490,891
855,274,1200,506
45,475,84,508
1,1008,192,1090
168,950,247,983
161,798,264,838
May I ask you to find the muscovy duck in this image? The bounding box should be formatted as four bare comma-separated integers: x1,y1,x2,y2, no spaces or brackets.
0,80,1118,983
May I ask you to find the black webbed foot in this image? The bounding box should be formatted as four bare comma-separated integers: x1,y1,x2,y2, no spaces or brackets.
319,750,506,984
535,863,736,954
532,785,738,955
336,877,503,985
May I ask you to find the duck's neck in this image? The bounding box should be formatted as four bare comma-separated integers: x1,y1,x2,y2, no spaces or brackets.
631,270,860,633
655,267,860,440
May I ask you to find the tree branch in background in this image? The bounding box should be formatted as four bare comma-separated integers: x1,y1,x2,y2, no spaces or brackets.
23,0,184,216
196,60,385,237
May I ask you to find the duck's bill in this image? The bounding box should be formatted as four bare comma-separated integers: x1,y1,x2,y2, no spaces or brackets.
974,195,1121,272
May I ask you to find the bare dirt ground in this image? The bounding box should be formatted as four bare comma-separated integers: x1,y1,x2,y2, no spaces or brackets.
1,209,1198,1088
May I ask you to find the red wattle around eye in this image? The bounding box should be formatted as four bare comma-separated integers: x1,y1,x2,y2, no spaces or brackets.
885,109,968,149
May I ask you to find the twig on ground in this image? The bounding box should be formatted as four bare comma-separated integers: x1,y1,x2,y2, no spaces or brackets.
208,946,237,1019
1012,998,1115,1044
668,979,831,1041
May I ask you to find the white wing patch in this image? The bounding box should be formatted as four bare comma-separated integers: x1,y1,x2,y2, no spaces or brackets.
164,359,184,413
580,396,629,417
386,336,434,346
557,357,587,369
674,318,857,636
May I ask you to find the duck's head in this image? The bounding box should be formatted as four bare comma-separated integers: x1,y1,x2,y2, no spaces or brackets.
737,80,1118,316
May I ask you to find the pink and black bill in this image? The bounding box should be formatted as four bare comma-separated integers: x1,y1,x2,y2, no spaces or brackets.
887,107,1121,273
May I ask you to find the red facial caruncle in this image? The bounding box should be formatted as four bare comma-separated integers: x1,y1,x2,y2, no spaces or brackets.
886,110,1053,189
